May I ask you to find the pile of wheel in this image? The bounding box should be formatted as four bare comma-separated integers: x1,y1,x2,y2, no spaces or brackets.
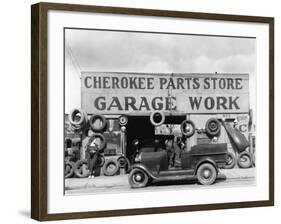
223,151,254,169
237,151,253,168
73,156,106,178
103,159,119,176
64,161,75,178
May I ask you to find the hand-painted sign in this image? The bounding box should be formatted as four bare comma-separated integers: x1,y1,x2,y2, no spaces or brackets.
81,72,249,114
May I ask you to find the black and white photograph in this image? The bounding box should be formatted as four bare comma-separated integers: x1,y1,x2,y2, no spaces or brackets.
64,28,256,195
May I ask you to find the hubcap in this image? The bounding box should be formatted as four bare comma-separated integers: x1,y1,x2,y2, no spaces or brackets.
135,174,142,182
203,169,211,178
209,122,217,131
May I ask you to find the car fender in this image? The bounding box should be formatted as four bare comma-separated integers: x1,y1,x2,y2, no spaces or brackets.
194,158,218,175
130,164,157,179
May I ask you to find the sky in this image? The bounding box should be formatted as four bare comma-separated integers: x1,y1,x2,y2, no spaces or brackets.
65,28,256,114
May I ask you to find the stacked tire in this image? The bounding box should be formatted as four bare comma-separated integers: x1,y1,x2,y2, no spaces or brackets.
68,109,88,131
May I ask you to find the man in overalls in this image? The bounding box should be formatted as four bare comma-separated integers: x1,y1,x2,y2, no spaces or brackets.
86,137,101,179
166,136,183,168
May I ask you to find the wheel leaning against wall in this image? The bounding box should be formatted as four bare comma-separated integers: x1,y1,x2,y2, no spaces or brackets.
117,155,130,171
205,118,221,136
64,161,75,178
180,119,196,137
97,155,105,167
74,159,90,178
223,152,236,169
89,114,107,132
103,159,120,176
237,151,253,168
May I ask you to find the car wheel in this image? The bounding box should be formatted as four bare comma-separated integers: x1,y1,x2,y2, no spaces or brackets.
197,163,217,185
237,151,253,168
103,159,119,176
65,161,75,178
205,118,221,136
128,168,149,188
74,159,90,178
223,152,236,169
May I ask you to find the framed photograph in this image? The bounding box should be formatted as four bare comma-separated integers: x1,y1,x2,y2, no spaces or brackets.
31,2,274,221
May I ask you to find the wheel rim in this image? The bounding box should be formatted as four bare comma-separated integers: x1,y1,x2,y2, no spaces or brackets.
203,169,211,178
132,171,145,185
201,167,213,180
209,121,218,131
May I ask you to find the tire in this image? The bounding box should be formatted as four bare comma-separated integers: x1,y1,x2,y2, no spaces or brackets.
88,133,106,152
103,159,119,176
197,163,217,185
89,114,107,132
74,159,90,178
237,151,253,168
180,120,196,137
150,111,165,126
205,118,221,136
119,115,128,126
128,168,149,188
68,109,88,130
97,155,105,167
117,156,129,168
65,161,75,178
223,152,236,169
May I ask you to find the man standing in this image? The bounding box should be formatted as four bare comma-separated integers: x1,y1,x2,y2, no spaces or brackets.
173,136,182,167
165,136,183,168
86,138,101,179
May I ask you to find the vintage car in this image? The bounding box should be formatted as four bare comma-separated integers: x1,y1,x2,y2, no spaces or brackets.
128,143,228,188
